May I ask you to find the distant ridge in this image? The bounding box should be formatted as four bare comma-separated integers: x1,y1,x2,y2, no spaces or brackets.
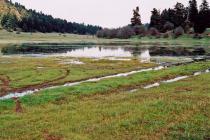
0,0,101,34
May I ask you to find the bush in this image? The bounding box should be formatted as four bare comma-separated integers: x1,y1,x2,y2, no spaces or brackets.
96,30,104,38
133,25,146,36
174,26,184,38
117,26,135,39
107,29,118,38
148,27,160,36
163,21,174,32
96,26,135,39
96,28,118,38
16,31,21,34
162,32,169,38
193,34,203,39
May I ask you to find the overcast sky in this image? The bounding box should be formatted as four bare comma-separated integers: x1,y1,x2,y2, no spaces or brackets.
12,0,204,28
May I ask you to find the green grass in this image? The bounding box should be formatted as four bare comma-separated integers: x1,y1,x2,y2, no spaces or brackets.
8,61,210,106
0,56,154,94
132,34,210,46
0,29,209,47
0,62,210,140
0,28,209,139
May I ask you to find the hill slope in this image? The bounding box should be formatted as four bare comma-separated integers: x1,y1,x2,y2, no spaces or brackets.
0,0,101,34
0,0,27,20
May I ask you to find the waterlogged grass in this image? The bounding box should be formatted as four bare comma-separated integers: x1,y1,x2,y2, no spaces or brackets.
0,61,210,109
0,64,210,139
0,56,153,93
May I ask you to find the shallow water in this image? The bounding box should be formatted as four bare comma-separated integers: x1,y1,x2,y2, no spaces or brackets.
141,69,210,90
144,83,160,89
2,45,206,63
162,76,189,83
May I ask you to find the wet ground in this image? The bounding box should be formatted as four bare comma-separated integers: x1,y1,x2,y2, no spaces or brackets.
0,44,210,99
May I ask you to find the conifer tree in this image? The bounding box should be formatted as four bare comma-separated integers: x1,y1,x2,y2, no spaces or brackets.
200,0,209,11
188,0,199,25
173,3,187,27
131,7,142,26
149,8,161,30
194,0,210,33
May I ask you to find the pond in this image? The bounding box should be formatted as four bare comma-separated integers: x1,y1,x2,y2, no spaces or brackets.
1,44,209,63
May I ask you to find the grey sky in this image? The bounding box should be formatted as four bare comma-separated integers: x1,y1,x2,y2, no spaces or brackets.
12,0,204,28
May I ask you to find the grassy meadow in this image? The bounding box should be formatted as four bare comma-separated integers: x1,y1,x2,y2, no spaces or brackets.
0,56,154,95
0,0,210,139
0,61,210,139
0,29,209,47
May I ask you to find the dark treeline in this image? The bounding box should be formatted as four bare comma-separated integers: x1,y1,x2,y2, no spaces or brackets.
0,1,101,34
97,0,210,39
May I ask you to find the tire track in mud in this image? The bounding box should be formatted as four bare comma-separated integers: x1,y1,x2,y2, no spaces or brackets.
1,60,209,99
0,75,10,96
0,69,70,97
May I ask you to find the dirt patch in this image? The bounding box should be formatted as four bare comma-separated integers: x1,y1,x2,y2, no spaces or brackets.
43,131,63,140
0,75,10,96
13,97,23,113
175,87,193,92
1,69,70,97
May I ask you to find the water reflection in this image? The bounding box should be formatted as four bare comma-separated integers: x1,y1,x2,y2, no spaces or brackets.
59,46,151,62
140,49,151,63
2,45,206,63
63,47,132,58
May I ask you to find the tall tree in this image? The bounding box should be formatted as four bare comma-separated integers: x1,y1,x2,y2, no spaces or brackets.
194,0,210,33
188,0,199,25
131,7,142,26
149,8,161,30
1,13,18,30
160,8,175,26
173,2,187,27
200,0,209,11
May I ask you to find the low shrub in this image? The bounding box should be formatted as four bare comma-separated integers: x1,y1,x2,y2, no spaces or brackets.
16,31,21,34
174,26,184,38
163,21,174,32
162,32,169,38
117,26,135,39
148,27,160,36
133,25,147,36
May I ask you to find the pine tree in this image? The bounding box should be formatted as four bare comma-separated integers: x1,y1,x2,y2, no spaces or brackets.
1,13,18,30
200,0,209,11
149,8,161,30
188,0,199,24
173,2,187,27
131,7,142,26
194,0,210,33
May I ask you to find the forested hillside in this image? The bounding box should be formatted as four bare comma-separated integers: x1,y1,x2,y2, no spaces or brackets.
0,0,101,34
